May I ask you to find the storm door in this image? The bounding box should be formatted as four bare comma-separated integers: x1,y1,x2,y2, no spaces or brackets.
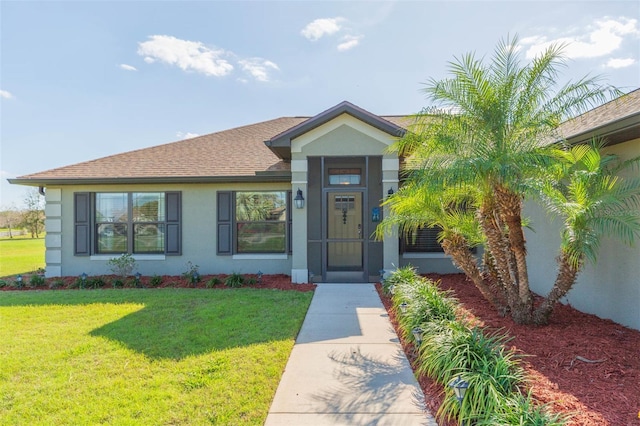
324,190,365,282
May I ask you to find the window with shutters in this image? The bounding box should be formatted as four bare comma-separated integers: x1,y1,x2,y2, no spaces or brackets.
74,191,181,256
217,191,291,255
402,226,444,253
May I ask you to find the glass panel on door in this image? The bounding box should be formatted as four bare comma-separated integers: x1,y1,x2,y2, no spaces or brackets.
327,192,363,271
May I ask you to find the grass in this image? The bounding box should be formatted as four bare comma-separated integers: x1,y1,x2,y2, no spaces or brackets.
0,234,45,277
0,288,313,425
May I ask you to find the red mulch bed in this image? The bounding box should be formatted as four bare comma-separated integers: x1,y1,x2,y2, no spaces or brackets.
1,273,316,292
377,274,640,426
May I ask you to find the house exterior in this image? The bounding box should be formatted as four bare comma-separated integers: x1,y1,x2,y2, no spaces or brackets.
11,93,640,329
525,89,640,330
9,101,460,284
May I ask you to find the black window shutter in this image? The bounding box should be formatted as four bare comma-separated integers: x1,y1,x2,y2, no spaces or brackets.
287,190,292,254
402,226,444,253
74,192,91,256
217,191,233,255
165,192,182,255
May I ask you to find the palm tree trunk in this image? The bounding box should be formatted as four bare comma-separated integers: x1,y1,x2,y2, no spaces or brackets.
477,201,519,309
533,252,581,325
441,237,507,314
495,185,533,320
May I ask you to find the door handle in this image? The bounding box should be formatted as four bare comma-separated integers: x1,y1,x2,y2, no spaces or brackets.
357,224,361,237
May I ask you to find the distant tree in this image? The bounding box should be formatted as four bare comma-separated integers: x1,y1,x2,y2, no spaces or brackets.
21,189,45,238
0,205,22,238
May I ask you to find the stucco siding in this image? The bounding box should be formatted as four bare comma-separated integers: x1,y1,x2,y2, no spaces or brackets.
55,183,292,277
525,138,640,330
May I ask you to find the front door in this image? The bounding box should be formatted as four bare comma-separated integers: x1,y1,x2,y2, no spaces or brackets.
324,190,366,282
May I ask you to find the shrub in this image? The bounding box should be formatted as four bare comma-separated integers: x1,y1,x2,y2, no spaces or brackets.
149,274,163,287
246,277,257,286
182,262,201,285
107,254,137,278
112,278,124,288
49,279,64,289
29,274,47,287
206,277,221,288
87,276,106,289
225,273,245,288
0,279,7,288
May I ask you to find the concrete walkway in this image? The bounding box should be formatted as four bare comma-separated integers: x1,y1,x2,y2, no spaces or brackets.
265,283,437,426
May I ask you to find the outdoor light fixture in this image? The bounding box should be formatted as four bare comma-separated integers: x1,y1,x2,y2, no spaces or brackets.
16,274,23,288
412,327,424,345
294,188,305,209
379,269,385,280
81,272,87,289
387,187,394,197
448,375,469,405
399,302,408,314
257,271,263,283
135,272,142,287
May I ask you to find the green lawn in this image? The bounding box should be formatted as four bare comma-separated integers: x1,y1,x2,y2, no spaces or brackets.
0,234,45,277
0,288,313,425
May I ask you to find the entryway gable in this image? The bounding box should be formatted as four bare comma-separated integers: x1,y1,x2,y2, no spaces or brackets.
265,101,405,161
291,114,400,156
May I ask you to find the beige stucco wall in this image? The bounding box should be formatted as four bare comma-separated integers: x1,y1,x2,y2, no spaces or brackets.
525,138,640,330
48,182,292,278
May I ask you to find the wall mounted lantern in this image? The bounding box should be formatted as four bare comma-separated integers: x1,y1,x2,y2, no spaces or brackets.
387,187,394,197
294,188,305,209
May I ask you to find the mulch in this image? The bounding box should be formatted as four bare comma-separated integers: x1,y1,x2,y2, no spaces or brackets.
377,273,640,426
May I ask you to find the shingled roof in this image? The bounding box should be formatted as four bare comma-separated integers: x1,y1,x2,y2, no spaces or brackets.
558,88,640,145
11,113,412,185
11,92,638,187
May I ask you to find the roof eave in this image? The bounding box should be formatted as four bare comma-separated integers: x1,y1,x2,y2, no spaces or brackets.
564,111,640,146
8,174,293,187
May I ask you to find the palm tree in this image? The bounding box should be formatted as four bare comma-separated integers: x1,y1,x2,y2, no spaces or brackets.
531,142,640,324
385,35,620,324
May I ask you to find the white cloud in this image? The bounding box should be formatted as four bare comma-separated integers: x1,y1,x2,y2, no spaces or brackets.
238,58,280,82
0,90,14,100
337,35,362,52
523,17,639,60
176,132,200,139
301,17,344,41
605,57,636,69
119,64,137,71
138,35,233,77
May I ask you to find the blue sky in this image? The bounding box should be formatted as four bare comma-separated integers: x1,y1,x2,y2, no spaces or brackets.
1,1,639,208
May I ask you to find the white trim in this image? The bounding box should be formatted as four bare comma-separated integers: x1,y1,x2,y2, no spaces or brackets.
232,254,289,260
291,181,308,185
90,254,166,261
402,252,452,259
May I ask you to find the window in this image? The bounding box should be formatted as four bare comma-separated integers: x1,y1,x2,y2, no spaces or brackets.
328,168,361,185
236,192,286,253
402,226,444,253
217,191,291,255
74,192,181,256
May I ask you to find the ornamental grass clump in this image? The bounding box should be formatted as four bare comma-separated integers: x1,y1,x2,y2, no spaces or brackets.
385,267,561,425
